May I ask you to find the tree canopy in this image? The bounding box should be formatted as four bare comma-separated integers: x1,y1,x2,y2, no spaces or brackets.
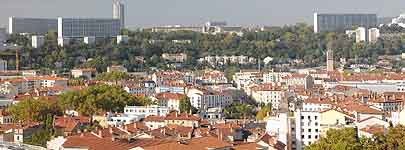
5,24,405,72
58,85,144,117
306,126,405,150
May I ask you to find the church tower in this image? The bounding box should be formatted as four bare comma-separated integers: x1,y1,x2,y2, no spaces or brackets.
326,49,334,72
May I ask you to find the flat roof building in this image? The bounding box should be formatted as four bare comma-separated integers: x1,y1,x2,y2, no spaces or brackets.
57,17,121,38
314,13,377,33
8,17,58,35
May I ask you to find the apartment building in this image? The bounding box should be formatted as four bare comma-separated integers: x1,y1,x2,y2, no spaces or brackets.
187,88,232,109
251,84,286,110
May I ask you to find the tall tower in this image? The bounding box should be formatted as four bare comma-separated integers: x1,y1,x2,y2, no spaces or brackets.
326,49,334,72
113,0,125,29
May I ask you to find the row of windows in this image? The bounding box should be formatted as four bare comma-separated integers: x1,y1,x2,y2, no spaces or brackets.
301,116,318,120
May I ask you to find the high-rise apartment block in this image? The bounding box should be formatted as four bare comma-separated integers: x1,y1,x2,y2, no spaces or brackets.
314,13,377,33
368,28,380,43
31,35,45,48
355,27,367,43
113,0,125,29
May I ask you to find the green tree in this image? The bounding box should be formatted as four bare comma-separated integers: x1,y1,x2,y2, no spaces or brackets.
24,129,52,147
305,128,362,150
8,97,59,124
179,96,193,113
224,103,256,120
256,103,272,120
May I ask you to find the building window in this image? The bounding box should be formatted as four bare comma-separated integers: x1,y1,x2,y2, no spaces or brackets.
315,129,319,132
308,135,311,139
301,135,304,139
315,135,318,139
301,116,304,119
308,129,311,132
315,116,318,120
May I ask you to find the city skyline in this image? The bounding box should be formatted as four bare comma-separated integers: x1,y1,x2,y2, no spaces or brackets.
2,0,405,29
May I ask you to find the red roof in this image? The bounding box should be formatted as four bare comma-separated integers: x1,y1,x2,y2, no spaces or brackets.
155,92,185,100
54,116,90,132
165,112,201,121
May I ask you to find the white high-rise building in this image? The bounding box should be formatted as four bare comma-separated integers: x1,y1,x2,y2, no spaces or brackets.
294,110,321,149
368,28,380,43
355,27,367,43
117,35,129,44
83,36,96,45
113,0,125,29
31,35,45,48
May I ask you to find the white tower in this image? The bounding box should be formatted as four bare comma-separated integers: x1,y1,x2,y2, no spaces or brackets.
113,0,125,29
326,49,334,72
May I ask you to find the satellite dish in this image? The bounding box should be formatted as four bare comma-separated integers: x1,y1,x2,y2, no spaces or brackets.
263,57,273,65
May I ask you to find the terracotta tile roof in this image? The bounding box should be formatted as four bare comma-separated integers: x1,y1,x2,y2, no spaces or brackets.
37,86,66,92
256,134,286,150
54,116,90,132
155,92,185,100
124,122,148,133
0,122,40,131
63,134,136,150
335,101,383,115
360,125,385,135
212,122,241,129
304,97,333,105
0,109,10,117
251,84,283,91
141,136,232,150
144,115,165,122
232,142,264,150
165,112,201,121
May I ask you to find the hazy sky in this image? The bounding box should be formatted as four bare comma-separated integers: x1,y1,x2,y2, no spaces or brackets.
1,0,404,29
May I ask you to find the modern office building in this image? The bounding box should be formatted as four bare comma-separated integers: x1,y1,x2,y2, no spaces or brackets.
8,17,58,35
57,17,121,38
113,0,125,29
0,28,7,42
314,13,377,33
31,35,45,48
9,0,124,37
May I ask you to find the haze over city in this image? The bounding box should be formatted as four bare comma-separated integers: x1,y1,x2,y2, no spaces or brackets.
1,0,405,28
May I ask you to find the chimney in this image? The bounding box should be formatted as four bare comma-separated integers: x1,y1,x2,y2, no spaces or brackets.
133,123,137,129
124,125,128,131
98,130,103,138
163,128,166,136
109,127,113,134
175,111,178,117
219,130,223,141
